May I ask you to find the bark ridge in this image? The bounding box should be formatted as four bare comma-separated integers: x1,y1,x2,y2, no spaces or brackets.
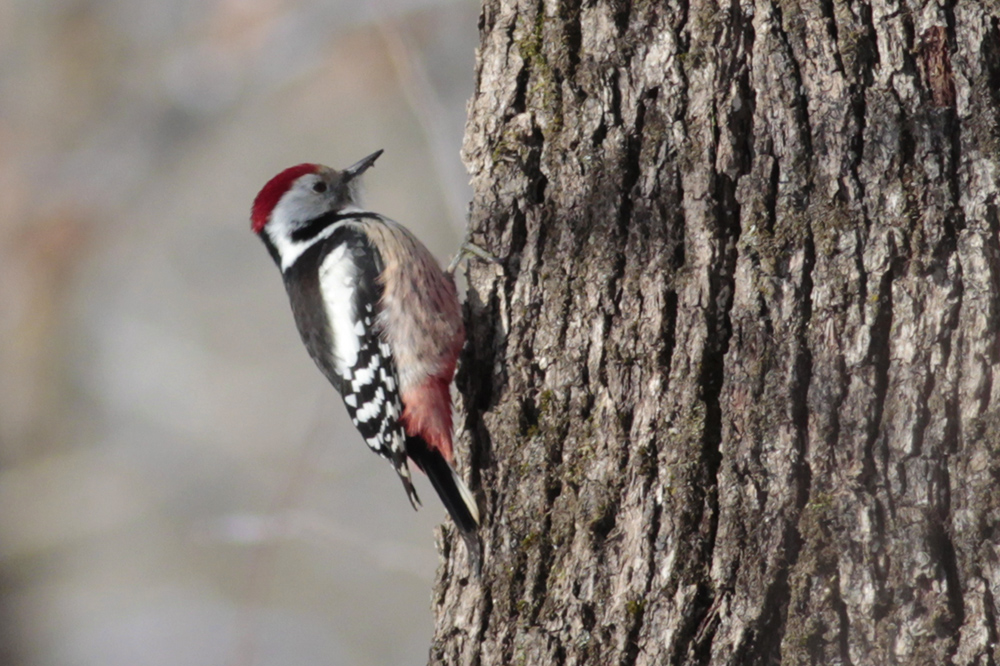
433,2,1000,665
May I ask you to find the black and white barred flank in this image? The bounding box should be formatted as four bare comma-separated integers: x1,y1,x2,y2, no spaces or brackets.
340,315,421,508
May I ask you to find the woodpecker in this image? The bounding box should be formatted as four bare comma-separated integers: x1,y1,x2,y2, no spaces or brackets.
250,150,480,557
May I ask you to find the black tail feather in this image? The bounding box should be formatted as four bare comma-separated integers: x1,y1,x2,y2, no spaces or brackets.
406,436,481,571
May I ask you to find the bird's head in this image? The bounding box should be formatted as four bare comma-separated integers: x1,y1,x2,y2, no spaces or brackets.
250,149,383,239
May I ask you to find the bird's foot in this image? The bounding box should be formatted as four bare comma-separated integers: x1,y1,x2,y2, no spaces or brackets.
447,229,501,275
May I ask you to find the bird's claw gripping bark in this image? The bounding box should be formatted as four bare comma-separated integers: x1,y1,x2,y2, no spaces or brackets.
447,229,501,275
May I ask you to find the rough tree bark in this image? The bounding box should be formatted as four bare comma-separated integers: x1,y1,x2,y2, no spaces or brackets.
430,0,1000,664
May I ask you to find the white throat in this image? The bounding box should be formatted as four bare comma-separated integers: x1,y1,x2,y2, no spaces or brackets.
268,205,367,272
271,223,340,272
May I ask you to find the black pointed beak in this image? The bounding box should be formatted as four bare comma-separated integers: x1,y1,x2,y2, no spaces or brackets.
343,149,384,183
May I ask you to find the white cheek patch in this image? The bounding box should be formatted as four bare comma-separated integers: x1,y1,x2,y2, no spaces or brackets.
318,244,361,376
269,202,368,272
270,217,341,272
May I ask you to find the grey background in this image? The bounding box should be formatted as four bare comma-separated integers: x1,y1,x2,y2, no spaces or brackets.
0,1,479,664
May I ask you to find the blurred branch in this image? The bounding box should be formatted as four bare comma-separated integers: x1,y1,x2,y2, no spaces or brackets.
377,19,469,234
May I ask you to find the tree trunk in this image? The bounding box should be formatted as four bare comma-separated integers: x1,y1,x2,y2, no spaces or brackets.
431,1,1000,664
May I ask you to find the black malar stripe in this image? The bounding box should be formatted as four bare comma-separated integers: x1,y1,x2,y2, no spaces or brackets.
290,211,383,244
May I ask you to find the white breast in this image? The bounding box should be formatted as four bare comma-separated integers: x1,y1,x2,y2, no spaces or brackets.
318,244,361,377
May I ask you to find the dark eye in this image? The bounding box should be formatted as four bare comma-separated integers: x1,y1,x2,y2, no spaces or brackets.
312,181,328,193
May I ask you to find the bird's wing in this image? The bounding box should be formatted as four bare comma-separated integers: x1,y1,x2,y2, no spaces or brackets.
308,226,420,508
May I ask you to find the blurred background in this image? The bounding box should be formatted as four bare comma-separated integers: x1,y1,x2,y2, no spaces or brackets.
0,0,478,664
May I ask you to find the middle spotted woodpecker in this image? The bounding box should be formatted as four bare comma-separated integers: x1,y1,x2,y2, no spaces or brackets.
250,150,480,557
